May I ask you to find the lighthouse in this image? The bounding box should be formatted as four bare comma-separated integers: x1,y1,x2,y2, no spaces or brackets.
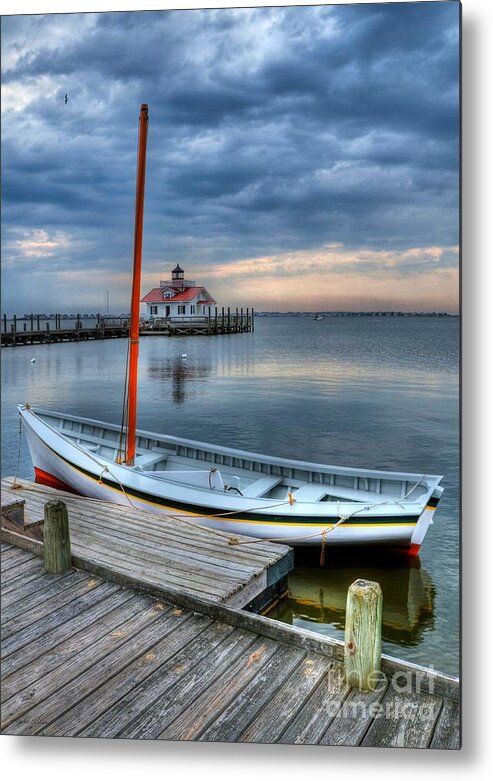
141,264,216,321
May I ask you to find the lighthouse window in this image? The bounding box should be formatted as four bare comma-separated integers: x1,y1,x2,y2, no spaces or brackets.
190,305,195,314
149,305,158,315
178,305,186,314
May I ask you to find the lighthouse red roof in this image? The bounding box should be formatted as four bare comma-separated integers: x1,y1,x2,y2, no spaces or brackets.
141,286,214,303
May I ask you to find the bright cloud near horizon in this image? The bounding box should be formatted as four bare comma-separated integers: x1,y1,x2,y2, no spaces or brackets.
1,2,460,314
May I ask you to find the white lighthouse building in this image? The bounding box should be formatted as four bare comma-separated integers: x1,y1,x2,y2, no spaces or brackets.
141,264,216,321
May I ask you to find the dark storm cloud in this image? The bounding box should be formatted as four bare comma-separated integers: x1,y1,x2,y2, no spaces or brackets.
1,2,459,311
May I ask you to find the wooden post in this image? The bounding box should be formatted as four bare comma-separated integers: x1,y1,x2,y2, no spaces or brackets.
214,306,218,332
252,307,255,332
3,314,6,333
77,313,81,330
344,579,382,691
228,306,231,331
43,499,72,574
37,314,40,331
31,314,34,331
240,307,243,330
221,306,225,332
13,314,17,332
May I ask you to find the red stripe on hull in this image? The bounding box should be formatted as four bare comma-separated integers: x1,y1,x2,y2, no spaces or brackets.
34,467,82,496
389,542,421,558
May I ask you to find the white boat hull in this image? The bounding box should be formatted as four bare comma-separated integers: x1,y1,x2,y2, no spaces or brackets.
18,405,443,551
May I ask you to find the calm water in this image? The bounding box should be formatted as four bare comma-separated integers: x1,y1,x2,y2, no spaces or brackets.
1,316,460,675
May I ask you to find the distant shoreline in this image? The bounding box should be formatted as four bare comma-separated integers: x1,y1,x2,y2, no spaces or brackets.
5,311,458,320
255,311,458,317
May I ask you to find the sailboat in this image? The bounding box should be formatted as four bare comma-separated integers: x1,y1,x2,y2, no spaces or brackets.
18,105,443,553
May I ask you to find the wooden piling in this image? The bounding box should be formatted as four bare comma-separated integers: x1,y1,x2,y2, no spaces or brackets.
43,499,72,574
344,579,382,691
3,314,6,333
13,314,17,332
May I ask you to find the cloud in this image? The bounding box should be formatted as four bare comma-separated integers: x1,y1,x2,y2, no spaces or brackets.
15,228,70,259
1,2,460,313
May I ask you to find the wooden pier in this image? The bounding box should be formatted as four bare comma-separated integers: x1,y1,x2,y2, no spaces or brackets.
0,480,460,747
1,478,291,610
1,308,254,347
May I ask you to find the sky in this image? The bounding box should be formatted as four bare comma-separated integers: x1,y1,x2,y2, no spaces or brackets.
1,1,460,314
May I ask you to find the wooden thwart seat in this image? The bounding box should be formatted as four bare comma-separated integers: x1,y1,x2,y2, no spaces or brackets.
134,452,167,469
292,485,327,503
242,476,283,498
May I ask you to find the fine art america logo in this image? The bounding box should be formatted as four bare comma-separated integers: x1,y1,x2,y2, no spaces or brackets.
325,665,437,721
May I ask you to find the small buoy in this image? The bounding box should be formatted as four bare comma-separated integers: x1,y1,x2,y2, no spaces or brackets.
30,358,36,363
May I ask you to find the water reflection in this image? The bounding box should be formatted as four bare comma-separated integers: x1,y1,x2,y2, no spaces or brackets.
147,356,211,403
268,551,435,647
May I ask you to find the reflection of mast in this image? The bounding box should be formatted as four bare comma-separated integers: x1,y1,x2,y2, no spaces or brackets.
172,357,187,404
146,358,211,405
125,104,149,465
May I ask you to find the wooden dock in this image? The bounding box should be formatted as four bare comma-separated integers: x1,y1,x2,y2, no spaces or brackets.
1,308,254,347
1,478,292,610
0,483,460,747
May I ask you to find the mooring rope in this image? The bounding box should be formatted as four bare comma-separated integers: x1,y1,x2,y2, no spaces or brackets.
11,416,23,490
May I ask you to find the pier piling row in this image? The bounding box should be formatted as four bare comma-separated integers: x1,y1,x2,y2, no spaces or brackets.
1,309,255,347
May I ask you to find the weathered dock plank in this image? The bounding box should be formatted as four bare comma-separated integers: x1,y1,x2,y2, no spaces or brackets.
1,581,119,659
1,592,140,703
1,568,91,626
429,699,461,750
233,653,330,744
361,687,443,748
79,621,237,738
277,667,350,744
1,589,137,681
2,478,293,609
40,613,215,737
3,599,178,733
319,683,389,746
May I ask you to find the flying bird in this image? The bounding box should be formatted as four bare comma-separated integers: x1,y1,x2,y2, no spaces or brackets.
64,94,69,104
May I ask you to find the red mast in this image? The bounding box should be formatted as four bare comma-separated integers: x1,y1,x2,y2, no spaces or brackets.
125,103,149,465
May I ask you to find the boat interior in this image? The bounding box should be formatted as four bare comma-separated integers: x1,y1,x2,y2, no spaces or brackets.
35,408,439,506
